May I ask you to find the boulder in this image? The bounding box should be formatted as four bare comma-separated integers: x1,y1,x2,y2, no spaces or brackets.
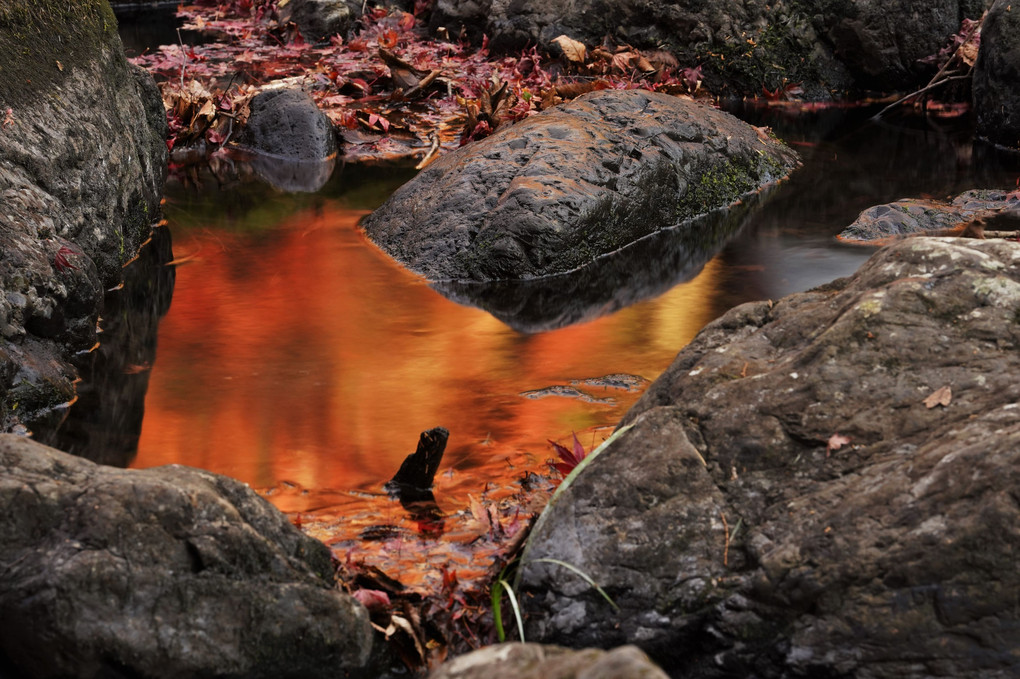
837,188,1020,242
0,435,373,678
362,89,797,281
973,0,1020,149
518,237,1020,678
280,0,363,42
239,87,339,161
0,0,167,435
429,643,669,679
430,0,984,98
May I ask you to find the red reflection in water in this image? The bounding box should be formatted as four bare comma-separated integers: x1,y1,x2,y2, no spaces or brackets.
134,201,721,592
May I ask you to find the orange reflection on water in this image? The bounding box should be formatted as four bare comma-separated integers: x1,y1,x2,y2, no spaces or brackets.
135,202,723,505
133,199,728,594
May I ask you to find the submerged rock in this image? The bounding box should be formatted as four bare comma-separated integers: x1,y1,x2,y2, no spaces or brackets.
429,643,669,679
837,188,1020,242
363,89,797,282
518,237,1020,678
973,0,1020,149
0,435,373,678
0,1,167,435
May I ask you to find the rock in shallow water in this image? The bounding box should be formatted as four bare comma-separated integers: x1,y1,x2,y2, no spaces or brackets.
0,435,372,678
362,89,797,282
518,238,1020,678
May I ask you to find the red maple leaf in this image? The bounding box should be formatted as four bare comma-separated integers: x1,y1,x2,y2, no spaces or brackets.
549,432,587,476
53,245,80,272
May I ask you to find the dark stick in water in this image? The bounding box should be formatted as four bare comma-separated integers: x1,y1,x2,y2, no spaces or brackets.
386,426,449,493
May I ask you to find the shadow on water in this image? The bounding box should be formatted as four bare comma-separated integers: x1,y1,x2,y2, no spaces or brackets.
432,191,770,333
37,227,176,467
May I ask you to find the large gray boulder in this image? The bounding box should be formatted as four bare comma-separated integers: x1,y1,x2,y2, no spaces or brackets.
973,0,1020,149
518,237,1020,678
431,0,985,98
0,0,167,435
429,643,669,679
0,435,373,678
363,89,797,282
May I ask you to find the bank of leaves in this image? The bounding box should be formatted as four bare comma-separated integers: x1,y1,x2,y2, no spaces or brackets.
131,0,708,167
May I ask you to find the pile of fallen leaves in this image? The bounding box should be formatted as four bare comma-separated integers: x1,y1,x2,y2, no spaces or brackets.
132,2,709,167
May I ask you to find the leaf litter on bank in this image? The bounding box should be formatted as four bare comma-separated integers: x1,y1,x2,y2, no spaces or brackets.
132,1,712,169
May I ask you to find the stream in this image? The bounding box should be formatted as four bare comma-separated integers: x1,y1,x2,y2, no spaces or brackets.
52,5,1020,597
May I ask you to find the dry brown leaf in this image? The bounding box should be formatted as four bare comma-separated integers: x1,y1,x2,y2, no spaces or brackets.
611,51,636,72
959,41,979,67
634,55,656,72
552,35,587,63
923,385,952,408
826,432,851,457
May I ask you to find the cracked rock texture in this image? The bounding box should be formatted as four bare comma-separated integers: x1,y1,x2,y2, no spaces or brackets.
0,435,373,678
363,89,796,282
519,237,1020,678
0,1,167,435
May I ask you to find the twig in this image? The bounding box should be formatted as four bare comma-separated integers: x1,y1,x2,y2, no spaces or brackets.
415,130,441,170
720,511,730,567
872,74,971,120
872,11,986,120
176,28,187,90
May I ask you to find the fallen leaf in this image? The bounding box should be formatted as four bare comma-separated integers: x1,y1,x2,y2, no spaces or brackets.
551,35,587,63
826,433,851,457
923,385,952,408
352,588,391,612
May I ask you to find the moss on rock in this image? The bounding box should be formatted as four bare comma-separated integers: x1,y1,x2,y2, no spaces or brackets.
0,0,118,103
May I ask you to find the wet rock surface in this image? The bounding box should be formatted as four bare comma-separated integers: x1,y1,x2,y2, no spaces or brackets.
973,0,1020,149
239,87,339,161
280,0,363,42
518,237,1020,678
837,188,1020,242
0,1,167,434
430,192,766,331
431,0,980,97
0,435,373,678
429,643,669,679
363,89,797,282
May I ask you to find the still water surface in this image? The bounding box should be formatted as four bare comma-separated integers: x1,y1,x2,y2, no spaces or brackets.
129,108,1019,557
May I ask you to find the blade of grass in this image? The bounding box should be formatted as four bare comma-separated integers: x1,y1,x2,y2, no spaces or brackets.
490,577,506,642
515,423,634,589
529,557,619,611
498,578,525,642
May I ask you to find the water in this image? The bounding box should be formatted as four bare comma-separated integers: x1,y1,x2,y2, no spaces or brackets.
48,93,1019,590
121,107,1015,490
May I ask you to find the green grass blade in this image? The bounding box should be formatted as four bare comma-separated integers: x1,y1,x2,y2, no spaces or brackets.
490,577,506,642
515,423,634,590
498,578,526,642
530,557,619,611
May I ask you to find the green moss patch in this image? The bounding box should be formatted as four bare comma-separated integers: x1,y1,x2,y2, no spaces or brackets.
0,0,118,103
